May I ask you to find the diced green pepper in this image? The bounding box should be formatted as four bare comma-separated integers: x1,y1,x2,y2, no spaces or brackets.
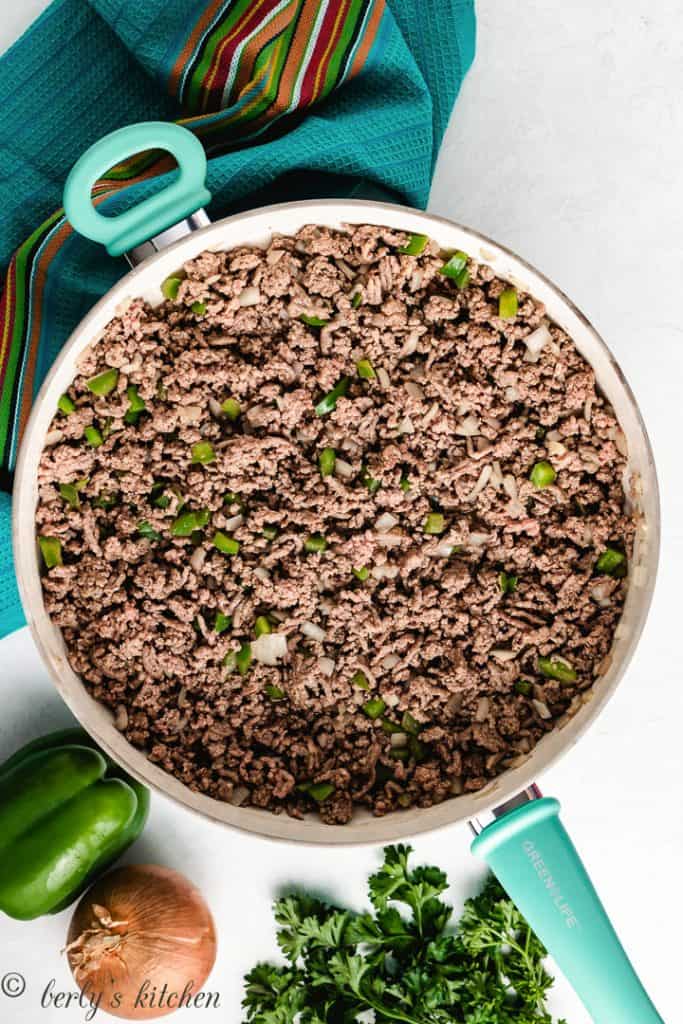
530,460,557,488
161,276,182,301
424,512,445,535
357,359,376,380
514,679,532,696
498,571,518,595
191,441,216,465
595,547,627,578
38,536,62,570
398,233,429,256
58,394,76,415
214,612,232,634
191,301,207,315
362,697,386,720
538,656,577,684
265,684,285,701
84,426,103,448
221,398,241,421
401,711,420,735
361,466,382,494
93,491,118,510
499,287,518,320
262,525,279,541
306,782,335,802
390,747,410,761
352,566,369,582
318,447,336,477
86,369,119,397
300,314,328,327
399,475,411,493
304,534,327,554
58,482,81,510
351,292,362,309
236,642,252,676
439,251,470,288
381,718,404,735
170,508,210,537
314,377,349,417
254,615,271,638
213,531,239,556
124,385,146,425
151,482,171,509
351,670,370,690
137,520,161,544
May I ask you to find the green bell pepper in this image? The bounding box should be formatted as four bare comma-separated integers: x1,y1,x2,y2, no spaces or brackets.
0,728,149,920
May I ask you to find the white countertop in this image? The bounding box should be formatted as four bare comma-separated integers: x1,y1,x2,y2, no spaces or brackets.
1,2,681,1021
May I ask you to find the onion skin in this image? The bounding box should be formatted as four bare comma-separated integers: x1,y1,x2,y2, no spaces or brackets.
66,865,217,1020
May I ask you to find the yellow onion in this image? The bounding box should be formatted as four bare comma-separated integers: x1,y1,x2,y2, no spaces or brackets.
66,865,217,1020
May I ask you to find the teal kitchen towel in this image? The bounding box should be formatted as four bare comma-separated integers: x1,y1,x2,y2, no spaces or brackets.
0,0,475,638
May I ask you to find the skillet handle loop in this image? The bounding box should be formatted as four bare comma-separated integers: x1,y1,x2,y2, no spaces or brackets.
472,797,664,1024
63,122,212,258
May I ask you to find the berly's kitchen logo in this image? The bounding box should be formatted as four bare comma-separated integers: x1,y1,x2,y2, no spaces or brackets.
1,975,221,1021
522,839,579,929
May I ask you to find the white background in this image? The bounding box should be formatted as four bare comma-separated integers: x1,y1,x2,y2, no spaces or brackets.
1,2,682,1021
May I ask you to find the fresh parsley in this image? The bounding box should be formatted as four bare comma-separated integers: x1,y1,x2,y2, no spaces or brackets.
243,844,567,1023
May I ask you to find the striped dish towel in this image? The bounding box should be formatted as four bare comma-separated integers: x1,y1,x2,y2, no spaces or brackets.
0,0,476,637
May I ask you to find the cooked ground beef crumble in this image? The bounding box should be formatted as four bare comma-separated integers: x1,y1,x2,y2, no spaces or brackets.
35,223,635,824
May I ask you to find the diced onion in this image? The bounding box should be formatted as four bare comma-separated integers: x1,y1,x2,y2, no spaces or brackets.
44,430,64,446
455,414,480,437
377,367,391,388
377,533,403,547
301,621,326,642
532,698,552,720
432,542,454,558
502,474,518,501
397,416,415,435
390,732,408,748
468,532,491,546
504,385,520,402
381,653,400,670
384,692,400,708
523,325,551,361
463,464,492,501
239,286,261,307
475,697,490,722
547,440,567,457
405,381,424,400
230,785,250,806
252,633,287,665
334,458,354,478
253,567,271,581
319,656,336,677
190,547,206,573
371,564,399,580
208,398,223,418
223,513,243,532
399,332,419,358
590,582,612,607
490,461,504,489
375,512,398,533
491,649,517,662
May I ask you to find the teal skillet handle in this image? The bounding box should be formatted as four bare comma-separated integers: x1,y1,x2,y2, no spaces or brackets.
63,122,212,257
471,797,664,1023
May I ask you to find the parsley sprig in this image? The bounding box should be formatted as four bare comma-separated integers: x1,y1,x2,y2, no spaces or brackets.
242,844,567,1023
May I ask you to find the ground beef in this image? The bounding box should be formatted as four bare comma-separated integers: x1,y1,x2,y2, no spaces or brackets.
35,224,635,824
